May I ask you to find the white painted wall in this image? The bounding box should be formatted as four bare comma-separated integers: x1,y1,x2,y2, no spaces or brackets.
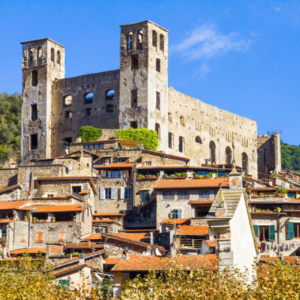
230,193,258,273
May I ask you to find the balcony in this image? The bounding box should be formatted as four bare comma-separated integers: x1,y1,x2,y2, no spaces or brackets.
179,238,203,249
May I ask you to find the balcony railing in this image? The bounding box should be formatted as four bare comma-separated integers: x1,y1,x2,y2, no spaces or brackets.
179,239,203,249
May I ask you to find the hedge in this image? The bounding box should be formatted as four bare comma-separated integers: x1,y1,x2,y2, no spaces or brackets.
115,128,158,151
78,126,102,142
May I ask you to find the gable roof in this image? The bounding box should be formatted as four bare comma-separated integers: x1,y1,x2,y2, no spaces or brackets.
176,225,209,235
111,254,218,272
112,233,149,242
59,149,99,159
141,149,190,161
10,248,46,255
53,264,86,277
0,184,21,195
155,179,229,189
0,200,31,210
161,218,189,225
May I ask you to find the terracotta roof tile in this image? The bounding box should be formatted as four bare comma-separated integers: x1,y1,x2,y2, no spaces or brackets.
0,200,30,210
112,254,218,271
112,233,148,242
93,220,121,225
177,225,209,235
10,248,46,254
204,240,218,247
53,264,86,276
82,234,103,240
161,218,189,225
105,257,121,265
94,163,133,169
65,242,103,249
36,176,92,180
0,219,13,223
0,184,21,194
188,200,214,204
155,179,229,189
142,149,190,161
24,205,85,213
93,213,125,217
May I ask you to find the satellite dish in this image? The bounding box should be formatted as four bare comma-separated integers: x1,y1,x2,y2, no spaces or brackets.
68,165,72,172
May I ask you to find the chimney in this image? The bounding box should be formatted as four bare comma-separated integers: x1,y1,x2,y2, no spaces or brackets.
76,137,81,142
229,166,242,189
79,253,85,265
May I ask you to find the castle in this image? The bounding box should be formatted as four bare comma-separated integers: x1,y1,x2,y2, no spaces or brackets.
20,20,281,178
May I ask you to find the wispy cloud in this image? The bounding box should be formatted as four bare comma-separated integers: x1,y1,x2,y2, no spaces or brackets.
170,24,250,74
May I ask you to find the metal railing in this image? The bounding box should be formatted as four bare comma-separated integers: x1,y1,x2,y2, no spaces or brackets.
179,239,203,249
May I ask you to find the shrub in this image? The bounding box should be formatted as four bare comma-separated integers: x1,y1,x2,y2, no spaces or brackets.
78,126,102,142
0,145,11,164
115,128,158,151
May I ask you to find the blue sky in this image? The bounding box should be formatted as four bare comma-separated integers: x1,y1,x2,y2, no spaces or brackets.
0,0,299,145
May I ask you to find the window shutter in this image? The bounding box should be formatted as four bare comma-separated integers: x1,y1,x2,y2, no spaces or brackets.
130,186,133,199
269,225,275,242
253,225,259,237
100,187,105,200
37,231,43,243
120,187,125,199
288,222,294,239
178,209,182,219
58,231,65,242
107,171,112,178
111,187,115,199
102,170,107,177
120,170,123,177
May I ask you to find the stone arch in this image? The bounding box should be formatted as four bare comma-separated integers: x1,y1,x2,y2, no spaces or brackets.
29,48,34,62
226,146,232,165
57,50,61,64
37,47,43,60
127,31,133,50
242,152,248,173
209,141,216,164
195,136,202,144
137,29,143,50
63,95,72,107
84,93,93,104
105,90,115,101
51,48,55,62
159,34,164,51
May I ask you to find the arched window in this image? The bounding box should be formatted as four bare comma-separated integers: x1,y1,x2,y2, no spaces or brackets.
51,48,55,62
226,147,232,165
29,48,34,62
57,51,61,64
152,30,157,47
242,153,248,173
37,47,43,60
156,92,160,110
32,70,38,86
105,90,115,101
137,29,143,50
159,34,164,51
156,59,161,72
106,104,114,113
127,32,133,50
195,136,202,144
84,93,93,104
209,141,216,164
63,95,72,108
180,116,185,126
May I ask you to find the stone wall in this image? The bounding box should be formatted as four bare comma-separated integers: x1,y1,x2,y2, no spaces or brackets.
167,87,258,177
257,133,281,180
104,242,145,257
0,169,18,189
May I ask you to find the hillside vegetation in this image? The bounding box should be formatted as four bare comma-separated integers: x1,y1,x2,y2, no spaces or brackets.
281,142,300,172
0,93,22,165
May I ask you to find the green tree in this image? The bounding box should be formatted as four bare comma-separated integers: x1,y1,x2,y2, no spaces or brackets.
78,126,102,142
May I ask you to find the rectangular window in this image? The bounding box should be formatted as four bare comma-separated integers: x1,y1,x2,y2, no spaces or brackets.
171,209,182,219
178,190,189,200
105,159,110,166
36,231,43,243
156,92,160,110
141,191,150,203
199,190,209,199
163,191,174,200
131,90,138,108
64,111,72,119
179,136,184,153
130,121,138,129
31,104,37,121
112,171,120,178
131,54,139,70
47,194,54,197
85,108,91,117
105,188,111,199
63,137,72,148
125,187,131,199
59,279,70,288
32,70,38,86
294,223,300,238
31,134,38,150
168,132,173,148
155,123,160,140
259,226,269,242
145,161,152,166
72,186,81,194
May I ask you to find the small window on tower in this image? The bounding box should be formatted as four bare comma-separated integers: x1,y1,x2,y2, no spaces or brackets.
31,104,37,121
156,59,161,72
156,92,160,110
155,123,161,140
64,111,72,119
29,48,34,62
137,29,143,50
152,30,157,47
130,121,138,129
106,104,114,113
63,95,72,108
105,90,115,101
127,31,133,50
131,55,139,70
84,93,93,104
57,51,61,64
51,48,55,62
159,34,164,51
131,90,137,108
85,108,92,117
37,47,42,60
32,70,38,86
31,134,38,150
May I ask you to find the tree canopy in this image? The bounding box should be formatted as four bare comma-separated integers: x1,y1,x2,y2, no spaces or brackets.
281,141,300,171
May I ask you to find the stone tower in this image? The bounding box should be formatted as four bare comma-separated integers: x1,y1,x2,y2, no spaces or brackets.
21,39,65,163
119,21,169,152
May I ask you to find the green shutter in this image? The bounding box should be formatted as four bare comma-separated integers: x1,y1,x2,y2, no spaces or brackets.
288,222,294,240
253,225,259,237
59,279,70,288
269,225,275,242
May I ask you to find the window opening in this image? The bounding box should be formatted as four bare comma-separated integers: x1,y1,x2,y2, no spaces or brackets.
209,141,216,164
131,55,139,70
171,209,182,219
31,134,38,150
57,51,61,64
152,30,157,47
106,90,115,101
131,89,138,108
137,29,143,50
180,116,185,126
226,147,232,165
105,188,111,199
106,104,114,113
159,34,164,51
127,31,133,50
32,70,38,86
51,48,55,62
178,190,189,200
145,161,152,166
64,111,72,119
125,187,131,199
163,191,174,200
72,186,81,194
156,59,161,72
179,136,184,153
84,93,93,104
29,48,34,62
168,112,172,123
141,191,150,204
63,95,72,107
63,137,72,148
156,92,160,110
195,136,202,144
168,132,173,148
155,123,160,140
85,108,92,117
37,47,42,60
130,121,138,129
31,104,37,121
242,153,248,173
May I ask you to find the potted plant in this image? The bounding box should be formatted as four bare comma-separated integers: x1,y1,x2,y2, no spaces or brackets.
277,207,282,212
73,216,76,221
51,216,56,222
32,217,37,223
259,193,264,197
181,172,187,178
24,215,28,221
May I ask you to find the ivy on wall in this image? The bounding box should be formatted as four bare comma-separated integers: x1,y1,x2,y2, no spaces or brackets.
115,128,158,151
78,126,102,142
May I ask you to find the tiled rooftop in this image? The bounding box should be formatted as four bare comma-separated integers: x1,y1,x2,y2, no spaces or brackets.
53,264,86,276
155,178,229,189
105,257,121,265
10,248,46,254
204,240,218,247
161,218,189,225
24,204,85,212
188,200,214,204
177,225,209,235
82,234,103,240
94,163,134,169
0,200,30,210
112,233,148,242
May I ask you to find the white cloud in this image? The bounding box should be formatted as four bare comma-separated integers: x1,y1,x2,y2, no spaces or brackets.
171,24,250,61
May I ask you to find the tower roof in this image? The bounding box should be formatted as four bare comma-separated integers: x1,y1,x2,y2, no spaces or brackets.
120,20,169,32
21,38,66,49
